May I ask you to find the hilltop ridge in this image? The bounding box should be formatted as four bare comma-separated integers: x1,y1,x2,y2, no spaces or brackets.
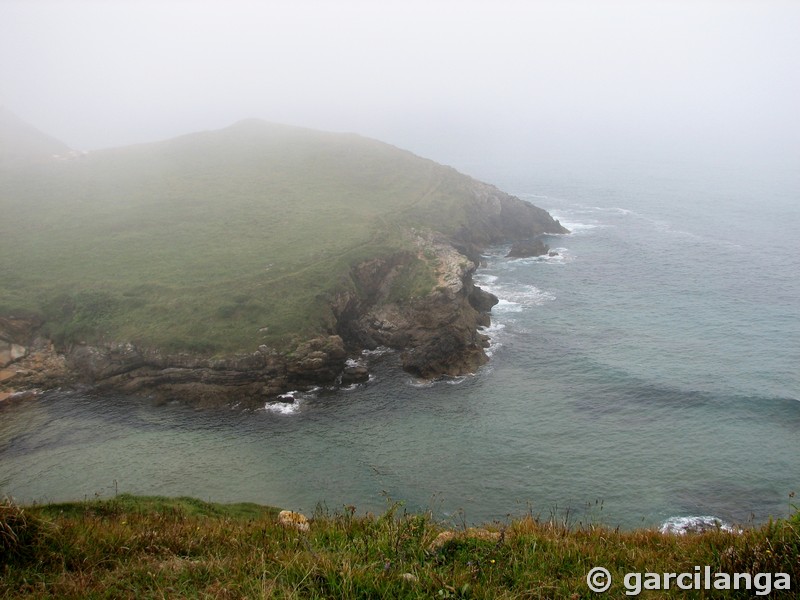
0,114,567,402
0,107,74,169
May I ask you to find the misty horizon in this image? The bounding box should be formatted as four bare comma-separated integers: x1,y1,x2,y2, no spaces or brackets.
3,0,799,178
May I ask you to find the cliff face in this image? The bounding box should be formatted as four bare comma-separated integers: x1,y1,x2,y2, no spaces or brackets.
333,235,497,379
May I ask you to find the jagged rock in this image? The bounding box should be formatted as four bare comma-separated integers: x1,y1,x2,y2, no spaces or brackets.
452,180,569,256
334,235,503,380
0,316,43,368
468,285,499,313
0,341,27,368
402,329,487,379
287,335,347,384
506,239,549,258
341,362,369,385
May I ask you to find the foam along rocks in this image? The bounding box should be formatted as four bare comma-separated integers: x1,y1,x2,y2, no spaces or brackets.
659,516,739,535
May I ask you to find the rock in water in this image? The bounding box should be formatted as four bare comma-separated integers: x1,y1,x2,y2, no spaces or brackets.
506,239,550,258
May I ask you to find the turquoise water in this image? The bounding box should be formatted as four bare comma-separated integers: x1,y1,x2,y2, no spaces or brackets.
2,157,798,529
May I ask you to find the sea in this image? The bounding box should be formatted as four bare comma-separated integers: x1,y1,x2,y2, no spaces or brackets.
2,154,798,531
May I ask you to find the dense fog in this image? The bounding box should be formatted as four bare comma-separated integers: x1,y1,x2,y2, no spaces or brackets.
2,0,799,176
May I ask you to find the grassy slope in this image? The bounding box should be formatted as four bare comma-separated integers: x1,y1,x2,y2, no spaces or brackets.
2,495,798,599
0,120,486,354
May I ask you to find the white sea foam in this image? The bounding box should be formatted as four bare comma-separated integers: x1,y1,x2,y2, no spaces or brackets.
556,219,600,234
405,372,474,389
493,298,523,312
406,377,435,389
498,284,555,307
479,322,506,335
362,346,393,357
479,322,506,357
263,398,300,415
543,248,569,263
517,192,551,200
659,516,738,535
586,205,634,216
264,388,300,415
507,250,570,265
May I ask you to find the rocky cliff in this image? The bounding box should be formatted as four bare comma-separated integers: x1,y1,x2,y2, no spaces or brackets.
0,116,568,403
0,186,566,404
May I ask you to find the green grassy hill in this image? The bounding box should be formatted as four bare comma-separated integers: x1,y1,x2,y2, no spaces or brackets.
0,118,560,355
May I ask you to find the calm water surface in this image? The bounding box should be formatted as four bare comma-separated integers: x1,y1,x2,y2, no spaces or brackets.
2,158,798,529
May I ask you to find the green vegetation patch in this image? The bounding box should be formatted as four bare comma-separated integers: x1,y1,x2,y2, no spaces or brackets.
31,494,278,522
2,495,799,598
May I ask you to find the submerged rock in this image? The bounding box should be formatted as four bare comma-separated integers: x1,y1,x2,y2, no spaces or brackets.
506,239,550,258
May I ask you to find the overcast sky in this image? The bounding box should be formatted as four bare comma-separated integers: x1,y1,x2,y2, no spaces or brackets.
2,0,799,173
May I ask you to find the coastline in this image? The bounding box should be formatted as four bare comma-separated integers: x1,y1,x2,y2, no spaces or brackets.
1,204,567,404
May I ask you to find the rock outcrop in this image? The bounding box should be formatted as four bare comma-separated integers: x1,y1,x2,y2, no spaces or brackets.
59,335,348,404
0,316,73,401
333,235,498,379
449,179,568,261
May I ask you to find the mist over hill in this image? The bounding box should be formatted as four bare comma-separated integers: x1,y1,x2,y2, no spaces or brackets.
0,113,565,400
0,107,74,169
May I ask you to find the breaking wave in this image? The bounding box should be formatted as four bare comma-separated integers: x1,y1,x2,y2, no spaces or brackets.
660,516,739,535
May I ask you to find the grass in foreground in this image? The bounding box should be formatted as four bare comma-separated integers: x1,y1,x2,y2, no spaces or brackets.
1,494,798,599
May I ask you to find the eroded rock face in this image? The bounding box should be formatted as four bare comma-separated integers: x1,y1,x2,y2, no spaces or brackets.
59,335,348,403
0,342,27,368
451,180,568,261
0,317,73,399
334,236,497,380
287,335,347,384
0,317,40,367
